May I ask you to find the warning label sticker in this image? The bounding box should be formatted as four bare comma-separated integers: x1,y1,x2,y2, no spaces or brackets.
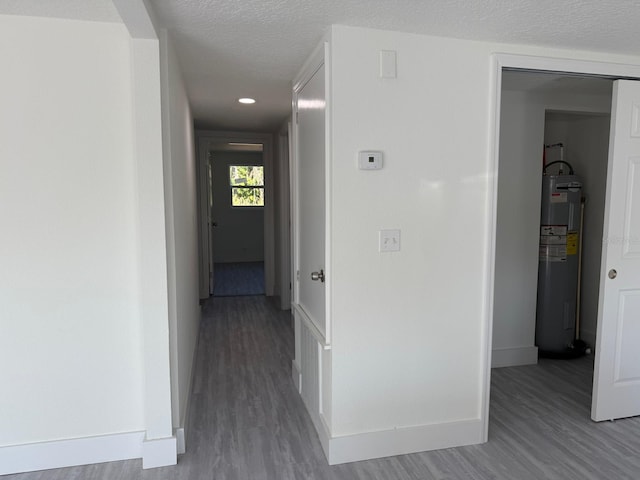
540,235,565,245
567,232,579,255
550,192,568,203
540,225,567,236
539,245,567,262
540,225,568,262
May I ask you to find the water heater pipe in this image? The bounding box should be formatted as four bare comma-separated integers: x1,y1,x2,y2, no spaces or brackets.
543,160,575,175
575,197,586,341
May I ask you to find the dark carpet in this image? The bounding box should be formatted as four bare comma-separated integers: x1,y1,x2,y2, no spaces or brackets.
213,262,265,297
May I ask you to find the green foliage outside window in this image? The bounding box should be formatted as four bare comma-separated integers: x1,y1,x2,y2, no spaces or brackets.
229,165,264,207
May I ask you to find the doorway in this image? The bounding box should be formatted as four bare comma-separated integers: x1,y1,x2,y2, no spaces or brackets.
492,68,612,418
486,54,640,436
493,70,612,361
195,130,293,307
208,143,266,297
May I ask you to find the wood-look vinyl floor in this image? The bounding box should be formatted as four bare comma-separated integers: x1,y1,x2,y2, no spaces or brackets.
5,296,640,479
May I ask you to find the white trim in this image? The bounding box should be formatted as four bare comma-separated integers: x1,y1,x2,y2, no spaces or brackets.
316,413,332,462
276,119,292,311
293,39,327,92
175,427,186,455
296,363,331,459
292,47,326,321
492,53,640,78
491,346,538,368
0,431,145,476
130,34,174,444
290,108,299,308
175,315,201,455
323,40,333,346
293,302,331,349
292,358,302,392
480,52,502,443
195,132,209,299
142,435,177,469
325,419,483,465
288,120,296,313
291,37,332,345
195,131,275,298
482,52,640,443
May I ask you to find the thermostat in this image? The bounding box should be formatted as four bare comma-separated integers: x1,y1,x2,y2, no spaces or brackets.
358,151,383,170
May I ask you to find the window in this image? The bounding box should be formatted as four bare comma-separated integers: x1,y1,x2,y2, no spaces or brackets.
229,165,264,207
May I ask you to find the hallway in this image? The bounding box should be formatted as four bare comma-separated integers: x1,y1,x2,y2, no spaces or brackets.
6,296,640,479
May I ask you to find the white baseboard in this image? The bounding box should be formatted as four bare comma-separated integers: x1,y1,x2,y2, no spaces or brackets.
292,359,301,393
174,320,201,456
142,435,177,469
317,413,331,460
0,431,145,476
299,388,331,460
175,428,185,455
491,345,538,368
326,418,484,465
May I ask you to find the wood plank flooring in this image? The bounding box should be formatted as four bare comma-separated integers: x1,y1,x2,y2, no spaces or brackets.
5,296,640,479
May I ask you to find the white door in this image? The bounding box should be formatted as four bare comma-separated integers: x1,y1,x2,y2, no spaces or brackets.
592,80,640,421
296,63,326,337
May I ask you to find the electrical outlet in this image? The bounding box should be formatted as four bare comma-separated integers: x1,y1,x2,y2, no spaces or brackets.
379,229,400,252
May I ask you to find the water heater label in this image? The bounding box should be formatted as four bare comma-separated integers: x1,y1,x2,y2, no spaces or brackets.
550,192,568,203
539,245,567,262
540,225,568,262
566,232,579,255
540,225,567,236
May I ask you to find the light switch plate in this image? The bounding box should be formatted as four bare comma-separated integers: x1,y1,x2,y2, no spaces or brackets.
379,229,400,252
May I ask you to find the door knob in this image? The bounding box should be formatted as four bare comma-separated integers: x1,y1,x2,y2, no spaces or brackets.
311,269,325,282
608,269,617,279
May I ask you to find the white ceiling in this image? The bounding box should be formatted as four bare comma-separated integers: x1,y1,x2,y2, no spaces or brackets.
2,0,638,131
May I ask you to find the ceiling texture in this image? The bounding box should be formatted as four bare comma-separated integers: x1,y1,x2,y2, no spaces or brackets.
2,0,640,131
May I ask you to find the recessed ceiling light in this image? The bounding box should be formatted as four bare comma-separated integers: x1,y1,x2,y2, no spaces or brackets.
238,98,256,104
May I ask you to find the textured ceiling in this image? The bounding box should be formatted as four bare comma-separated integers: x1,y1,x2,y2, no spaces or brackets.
148,0,640,131
3,0,638,132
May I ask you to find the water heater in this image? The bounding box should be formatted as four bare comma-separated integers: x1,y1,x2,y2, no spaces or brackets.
536,169,582,354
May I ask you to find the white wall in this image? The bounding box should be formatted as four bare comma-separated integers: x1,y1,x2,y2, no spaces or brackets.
211,151,265,263
493,86,611,367
329,26,490,436
159,30,201,437
274,121,292,310
307,25,640,461
492,90,545,366
0,15,144,446
544,113,611,348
